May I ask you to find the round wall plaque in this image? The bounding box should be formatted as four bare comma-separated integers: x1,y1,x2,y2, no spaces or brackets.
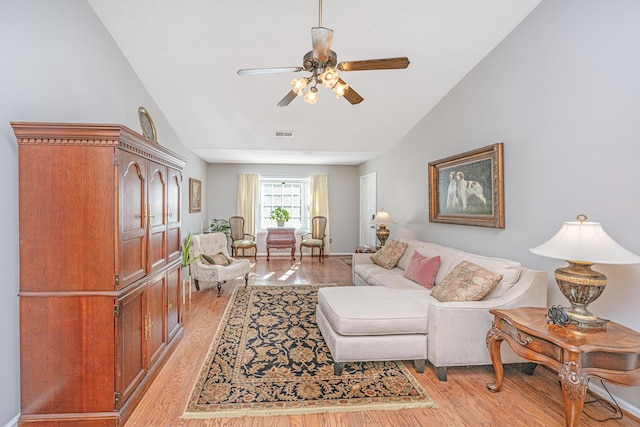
138,106,157,142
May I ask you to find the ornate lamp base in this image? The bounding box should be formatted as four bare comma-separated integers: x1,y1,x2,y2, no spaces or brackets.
375,225,390,247
555,262,609,330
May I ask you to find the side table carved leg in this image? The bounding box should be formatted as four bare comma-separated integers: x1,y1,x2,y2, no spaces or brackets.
486,322,505,392
559,361,588,427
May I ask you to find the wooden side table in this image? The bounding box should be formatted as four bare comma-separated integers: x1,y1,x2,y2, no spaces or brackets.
266,227,296,261
486,307,640,427
355,245,376,253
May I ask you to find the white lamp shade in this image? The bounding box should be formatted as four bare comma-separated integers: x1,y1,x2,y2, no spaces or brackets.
371,209,397,225
530,220,640,265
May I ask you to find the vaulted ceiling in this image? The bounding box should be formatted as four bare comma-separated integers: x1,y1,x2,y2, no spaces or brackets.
88,0,541,165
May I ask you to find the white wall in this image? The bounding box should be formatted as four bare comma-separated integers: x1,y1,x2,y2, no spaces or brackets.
0,2,208,424
206,163,359,255
359,0,640,414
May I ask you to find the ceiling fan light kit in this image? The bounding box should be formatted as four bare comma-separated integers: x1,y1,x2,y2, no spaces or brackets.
237,0,410,107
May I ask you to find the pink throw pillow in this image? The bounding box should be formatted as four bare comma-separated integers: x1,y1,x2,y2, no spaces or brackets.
403,252,440,289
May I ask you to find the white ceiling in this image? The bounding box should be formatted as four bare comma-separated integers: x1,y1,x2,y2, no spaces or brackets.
87,0,541,165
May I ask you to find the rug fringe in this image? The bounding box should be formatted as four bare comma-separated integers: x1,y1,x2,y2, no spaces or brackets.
182,400,437,419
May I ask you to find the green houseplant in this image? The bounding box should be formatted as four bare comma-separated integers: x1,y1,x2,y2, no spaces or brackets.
181,233,198,269
209,218,231,236
269,207,291,227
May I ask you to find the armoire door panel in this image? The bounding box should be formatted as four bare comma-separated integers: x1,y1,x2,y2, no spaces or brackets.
166,263,181,341
166,168,182,262
115,284,147,408
146,274,167,367
148,163,167,273
119,152,147,288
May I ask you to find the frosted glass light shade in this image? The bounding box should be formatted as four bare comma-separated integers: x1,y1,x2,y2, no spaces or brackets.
530,220,640,265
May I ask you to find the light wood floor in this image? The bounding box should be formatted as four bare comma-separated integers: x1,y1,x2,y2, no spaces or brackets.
127,256,640,426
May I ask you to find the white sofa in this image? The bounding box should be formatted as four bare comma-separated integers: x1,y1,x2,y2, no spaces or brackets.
351,239,548,380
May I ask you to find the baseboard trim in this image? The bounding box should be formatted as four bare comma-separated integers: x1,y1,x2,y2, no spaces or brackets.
3,413,19,427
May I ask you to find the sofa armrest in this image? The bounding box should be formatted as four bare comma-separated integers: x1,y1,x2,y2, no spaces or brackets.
427,269,548,367
352,253,374,284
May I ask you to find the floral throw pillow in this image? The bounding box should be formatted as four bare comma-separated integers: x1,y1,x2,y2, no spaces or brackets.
431,260,503,302
403,252,440,289
370,239,408,269
200,253,232,266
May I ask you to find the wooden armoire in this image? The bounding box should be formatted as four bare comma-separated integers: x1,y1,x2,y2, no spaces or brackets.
13,122,187,426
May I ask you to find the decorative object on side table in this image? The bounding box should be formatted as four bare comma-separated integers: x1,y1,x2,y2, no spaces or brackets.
269,206,291,227
189,178,201,213
137,106,157,142
530,214,640,330
371,209,396,247
428,143,504,228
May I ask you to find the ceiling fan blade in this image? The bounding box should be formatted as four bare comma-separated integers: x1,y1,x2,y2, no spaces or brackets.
337,57,410,72
238,66,303,76
277,90,298,107
311,27,333,62
338,78,363,105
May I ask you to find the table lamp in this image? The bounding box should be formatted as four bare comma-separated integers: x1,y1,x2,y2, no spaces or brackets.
371,209,396,247
530,214,640,329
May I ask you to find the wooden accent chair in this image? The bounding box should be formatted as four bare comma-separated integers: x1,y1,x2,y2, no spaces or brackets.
229,216,257,261
300,216,327,262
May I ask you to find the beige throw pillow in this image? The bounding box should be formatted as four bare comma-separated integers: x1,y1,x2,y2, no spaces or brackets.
370,239,408,269
200,253,232,266
431,260,503,302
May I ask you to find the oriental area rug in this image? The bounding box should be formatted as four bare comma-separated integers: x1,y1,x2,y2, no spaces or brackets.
183,284,436,419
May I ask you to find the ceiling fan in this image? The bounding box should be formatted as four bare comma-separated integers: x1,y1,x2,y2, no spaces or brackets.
237,0,410,107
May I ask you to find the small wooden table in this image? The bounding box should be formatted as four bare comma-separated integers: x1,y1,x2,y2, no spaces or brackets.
266,227,296,261
486,307,640,427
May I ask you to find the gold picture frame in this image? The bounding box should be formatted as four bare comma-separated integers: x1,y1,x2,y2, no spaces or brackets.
428,143,504,228
189,178,202,213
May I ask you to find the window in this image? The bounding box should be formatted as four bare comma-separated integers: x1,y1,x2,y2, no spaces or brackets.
259,177,310,230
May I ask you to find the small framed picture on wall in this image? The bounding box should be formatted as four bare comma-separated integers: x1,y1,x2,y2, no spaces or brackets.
189,178,202,213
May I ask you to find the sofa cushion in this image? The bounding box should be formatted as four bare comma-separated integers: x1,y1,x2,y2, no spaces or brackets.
403,252,440,289
354,264,425,290
431,261,503,302
370,239,408,269
317,286,429,335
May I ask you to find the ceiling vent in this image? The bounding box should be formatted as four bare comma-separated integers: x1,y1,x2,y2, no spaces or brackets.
274,131,294,138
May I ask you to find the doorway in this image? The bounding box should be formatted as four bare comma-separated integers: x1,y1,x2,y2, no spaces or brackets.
359,172,377,248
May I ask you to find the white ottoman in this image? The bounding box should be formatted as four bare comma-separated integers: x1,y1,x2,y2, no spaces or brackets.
316,286,428,375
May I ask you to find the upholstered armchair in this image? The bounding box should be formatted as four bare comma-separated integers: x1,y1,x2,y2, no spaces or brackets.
189,232,250,297
300,216,327,262
229,216,257,261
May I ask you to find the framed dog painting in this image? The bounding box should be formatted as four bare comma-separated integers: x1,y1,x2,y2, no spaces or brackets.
428,143,504,228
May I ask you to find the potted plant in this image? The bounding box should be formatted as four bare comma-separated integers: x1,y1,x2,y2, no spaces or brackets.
209,218,231,236
181,233,198,301
269,207,291,227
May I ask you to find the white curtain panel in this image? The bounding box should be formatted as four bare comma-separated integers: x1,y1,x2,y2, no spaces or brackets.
237,173,259,237
311,174,330,254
